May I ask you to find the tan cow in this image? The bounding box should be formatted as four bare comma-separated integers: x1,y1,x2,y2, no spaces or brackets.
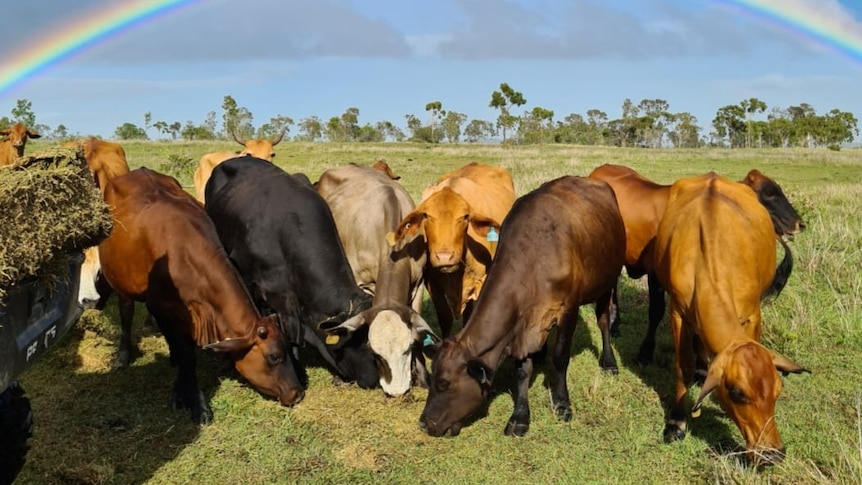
193,130,285,203
388,162,516,337
653,172,807,465
0,123,41,166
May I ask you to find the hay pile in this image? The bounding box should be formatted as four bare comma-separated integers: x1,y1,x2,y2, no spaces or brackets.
0,146,113,300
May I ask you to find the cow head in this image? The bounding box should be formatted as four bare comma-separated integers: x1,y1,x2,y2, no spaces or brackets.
205,314,305,406
1,123,41,157
320,306,439,396
741,170,805,238
78,246,102,307
419,339,494,437
693,341,807,465
387,188,501,273
232,129,285,161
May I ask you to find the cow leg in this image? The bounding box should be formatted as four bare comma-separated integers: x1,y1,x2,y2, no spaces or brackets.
156,317,212,425
608,283,621,337
427,281,455,338
113,296,136,369
550,308,579,422
595,289,619,374
636,272,666,365
664,307,694,443
504,356,534,437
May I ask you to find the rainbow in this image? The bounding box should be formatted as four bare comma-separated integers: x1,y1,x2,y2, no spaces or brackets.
716,0,862,65
0,0,199,99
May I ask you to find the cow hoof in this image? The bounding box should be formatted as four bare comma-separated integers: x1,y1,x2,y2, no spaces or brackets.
504,420,529,437
636,346,654,367
663,424,686,443
192,406,213,426
553,403,573,422
112,351,131,370
601,364,619,375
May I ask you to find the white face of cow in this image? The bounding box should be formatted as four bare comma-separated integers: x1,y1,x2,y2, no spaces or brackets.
369,310,414,397
77,246,101,306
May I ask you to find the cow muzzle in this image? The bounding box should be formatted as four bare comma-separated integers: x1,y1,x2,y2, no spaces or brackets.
750,446,786,466
431,250,461,272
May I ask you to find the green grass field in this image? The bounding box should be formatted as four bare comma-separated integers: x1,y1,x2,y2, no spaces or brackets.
14,141,862,484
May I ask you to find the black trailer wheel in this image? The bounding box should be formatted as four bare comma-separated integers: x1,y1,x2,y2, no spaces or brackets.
0,382,32,485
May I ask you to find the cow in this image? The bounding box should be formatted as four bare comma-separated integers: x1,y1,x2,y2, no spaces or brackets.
193,130,285,203
73,138,132,307
314,162,435,396
388,162,516,338
653,172,807,465
588,164,804,364
0,123,41,166
204,157,379,390
419,176,626,437
98,168,304,424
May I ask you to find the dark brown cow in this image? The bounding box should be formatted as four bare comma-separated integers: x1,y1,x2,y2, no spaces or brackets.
653,172,807,465
419,176,625,437
315,162,433,396
0,123,41,166
99,168,303,423
388,162,516,337
193,130,285,203
588,164,804,364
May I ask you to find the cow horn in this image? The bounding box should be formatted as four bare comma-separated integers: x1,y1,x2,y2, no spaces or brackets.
271,128,286,146
232,130,247,146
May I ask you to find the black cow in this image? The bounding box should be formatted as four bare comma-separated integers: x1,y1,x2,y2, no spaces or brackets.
205,157,378,389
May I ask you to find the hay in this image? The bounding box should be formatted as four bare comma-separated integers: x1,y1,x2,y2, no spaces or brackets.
0,146,113,300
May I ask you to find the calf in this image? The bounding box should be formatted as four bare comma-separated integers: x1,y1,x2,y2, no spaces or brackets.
420,176,625,437
0,123,41,166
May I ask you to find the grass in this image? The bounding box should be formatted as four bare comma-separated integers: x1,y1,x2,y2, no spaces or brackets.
14,141,862,484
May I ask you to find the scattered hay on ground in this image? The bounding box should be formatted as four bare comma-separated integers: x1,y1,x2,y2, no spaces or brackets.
0,146,113,300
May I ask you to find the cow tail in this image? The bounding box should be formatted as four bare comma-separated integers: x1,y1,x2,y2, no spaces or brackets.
763,237,793,302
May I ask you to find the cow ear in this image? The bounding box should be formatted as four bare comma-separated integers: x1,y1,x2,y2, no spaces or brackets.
204,336,253,353
27,130,41,139
319,312,366,336
387,211,426,249
466,359,494,389
468,215,502,240
411,312,441,359
692,363,723,418
772,351,809,377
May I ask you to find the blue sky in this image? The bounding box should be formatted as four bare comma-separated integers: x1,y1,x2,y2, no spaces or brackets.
1,0,861,140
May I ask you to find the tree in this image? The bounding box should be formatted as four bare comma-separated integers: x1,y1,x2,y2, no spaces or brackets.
297,116,323,141
489,83,526,143
464,119,496,143
221,95,253,139
114,122,148,140
180,121,215,141
440,111,467,143
425,101,444,143
153,121,169,138
585,109,608,145
740,97,767,148
667,112,700,148
712,104,746,148
404,114,422,140
820,108,858,146
0,116,10,130
11,99,36,126
258,115,294,139
52,124,69,140
518,106,554,144
357,123,384,142
376,121,405,142
143,111,152,137
168,122,182,140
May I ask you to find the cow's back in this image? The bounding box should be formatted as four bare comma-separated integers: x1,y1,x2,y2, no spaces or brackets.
423,162,515,224
654,173,776,323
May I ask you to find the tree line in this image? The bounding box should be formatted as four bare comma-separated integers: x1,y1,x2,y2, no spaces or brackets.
2,83,858,149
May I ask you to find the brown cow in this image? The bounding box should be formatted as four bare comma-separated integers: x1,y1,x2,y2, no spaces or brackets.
419,176,625,437
99,168,304,423
388,162,516,337
653,172,807,465
72,138,132,306
315,162,434,396
0,123,41,166
193,130,285,203
588,164,804,364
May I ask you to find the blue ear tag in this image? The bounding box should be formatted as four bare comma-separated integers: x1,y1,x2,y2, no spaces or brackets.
423,334,435,347
486,227,499,243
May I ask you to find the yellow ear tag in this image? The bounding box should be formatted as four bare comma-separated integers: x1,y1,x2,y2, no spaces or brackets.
385,232,396,246
325,334,340,345
691,407,702,418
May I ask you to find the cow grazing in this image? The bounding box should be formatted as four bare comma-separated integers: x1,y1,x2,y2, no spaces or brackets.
388,162,516,337
99,168,304,423
193,129,285,203
588,164,804,364
315,162,434,396
419,176,626,437
205,157,379,389
0,123,41,166
72,138,132,306
653,172,807,465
